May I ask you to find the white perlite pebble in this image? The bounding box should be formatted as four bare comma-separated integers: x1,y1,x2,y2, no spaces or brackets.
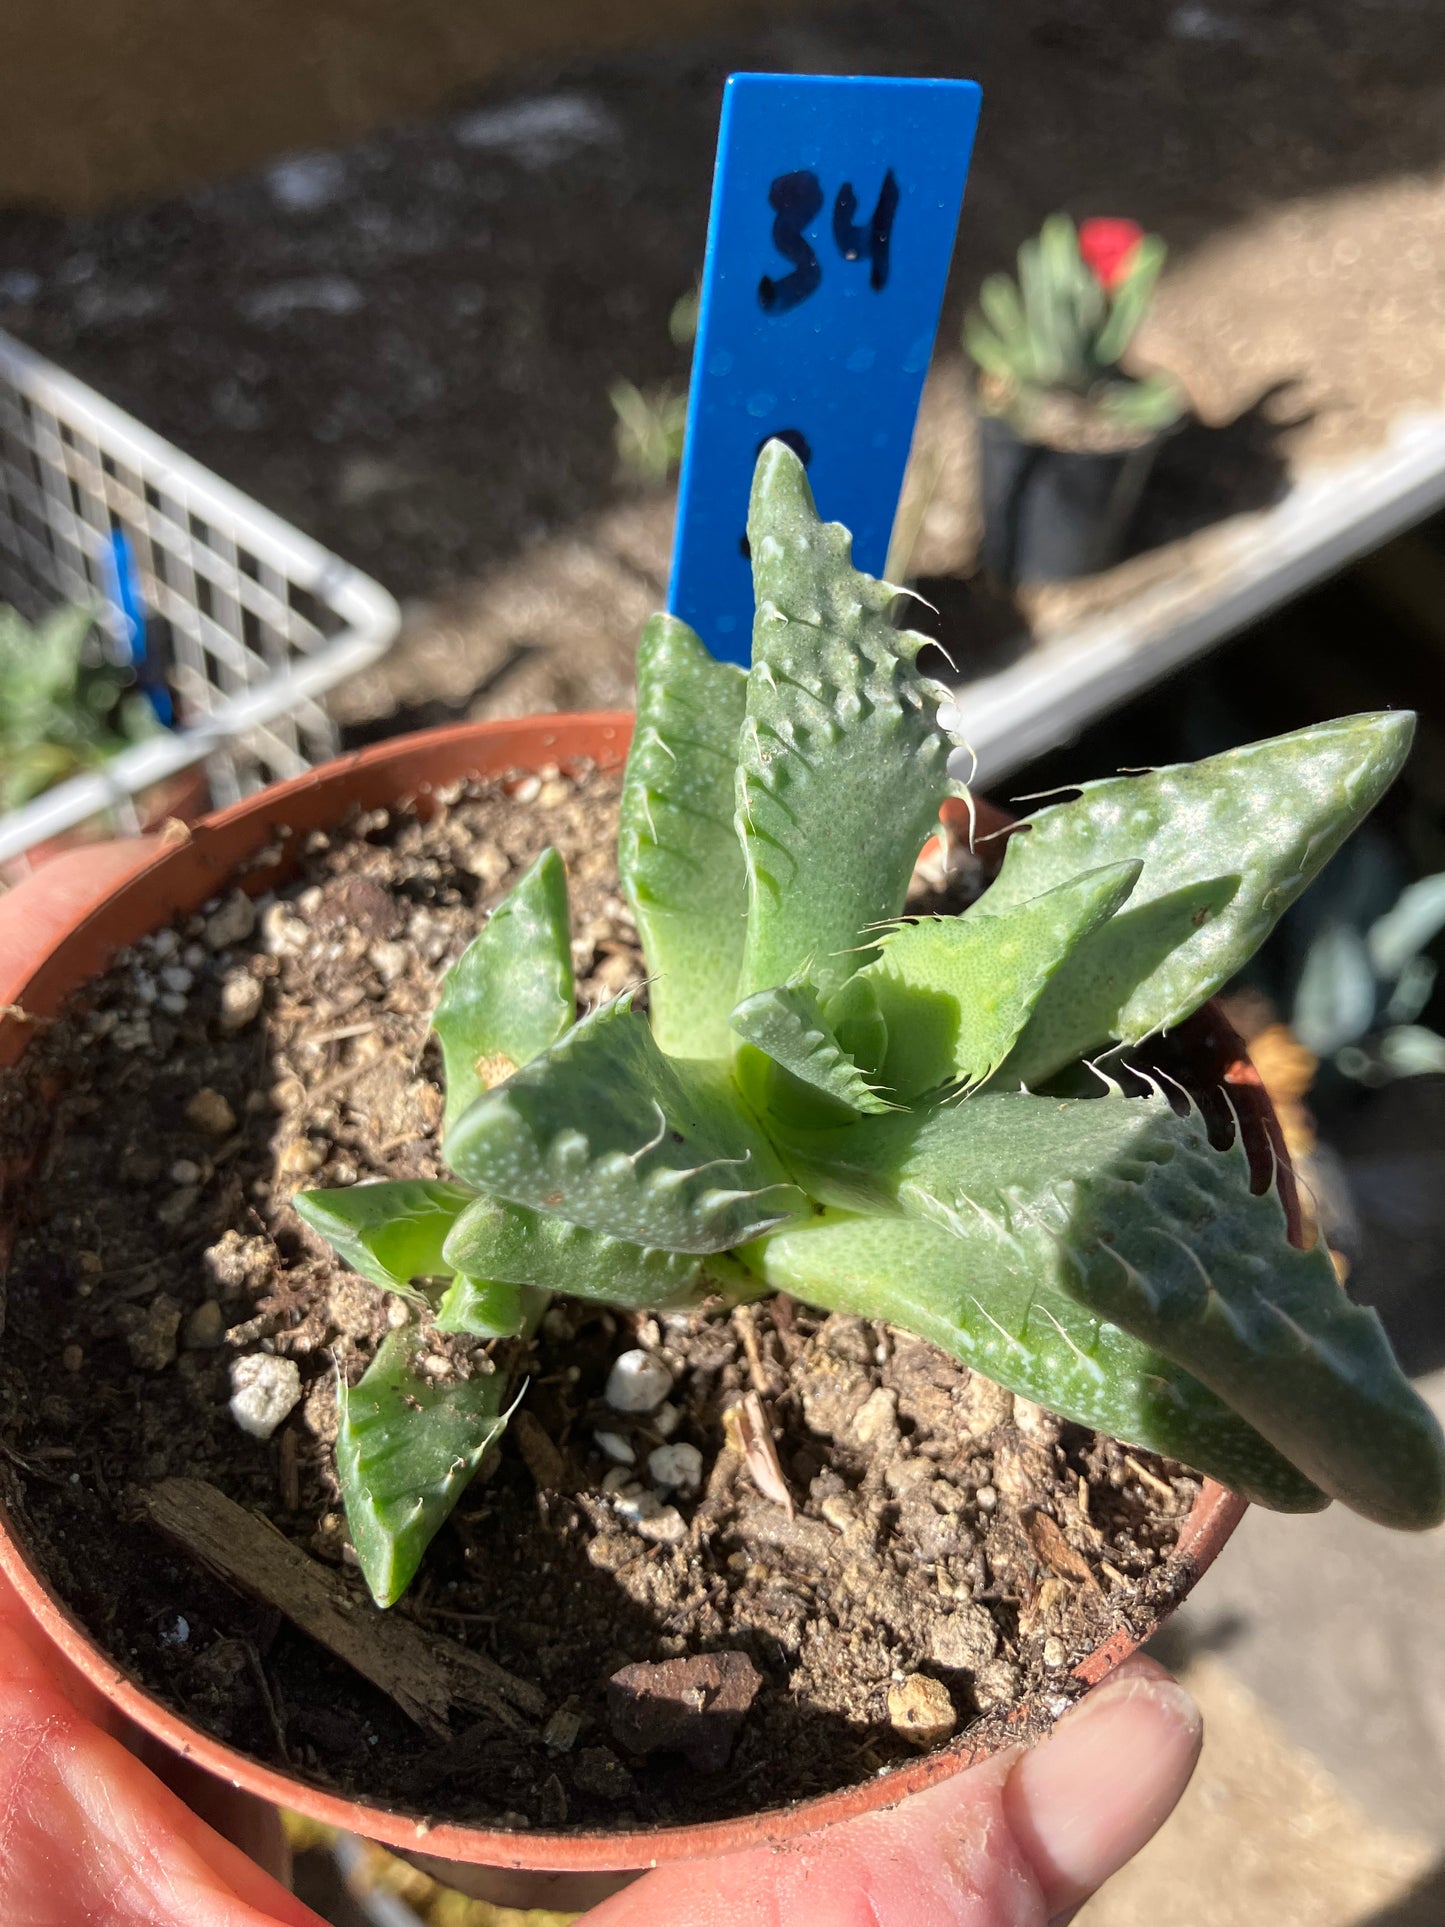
229,1354,302,1440
204,891,257,952
648,1443,703,1493
594,1429,636,1465
368,940,409,984
605,1349,672,1413
613,1488,662,1525
218,970,264,1032
653,1400,682,1438
260,903,307,955
636,1505,687,1545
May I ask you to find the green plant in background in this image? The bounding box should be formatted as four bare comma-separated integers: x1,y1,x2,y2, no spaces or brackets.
0,601,160,811
609,286,699,484
297,443,1445,1609
1291,857,1445,1083
964,214,1184,439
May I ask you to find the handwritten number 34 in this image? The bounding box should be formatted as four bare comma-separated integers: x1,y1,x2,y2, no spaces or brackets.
758,168,900,313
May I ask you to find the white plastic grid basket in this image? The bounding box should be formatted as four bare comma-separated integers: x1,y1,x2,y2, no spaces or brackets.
0,328,400,864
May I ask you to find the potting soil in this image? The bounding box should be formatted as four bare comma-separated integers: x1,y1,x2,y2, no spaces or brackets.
0,765,1197,1830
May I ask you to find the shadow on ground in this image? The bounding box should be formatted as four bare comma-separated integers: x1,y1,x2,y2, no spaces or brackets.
1356,1863,1445,1927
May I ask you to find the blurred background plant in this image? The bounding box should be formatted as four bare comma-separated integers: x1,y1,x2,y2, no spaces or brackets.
0,601,161,811
609,285,699,483
1290,852,1445,1086
965,214,1183,445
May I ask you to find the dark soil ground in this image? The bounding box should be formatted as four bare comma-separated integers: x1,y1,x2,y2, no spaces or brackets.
0,765,1198,1833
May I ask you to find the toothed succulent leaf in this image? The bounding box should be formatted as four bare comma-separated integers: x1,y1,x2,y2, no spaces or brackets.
741,1209,1324,1513
824,971,889,1080
445,993,806,1252
619,614,748,1057
861,860,1142,1099
783,1088,1445,1530
996,877,1240,1090
730,980,894,1117
293,1180,476,1296
337,1329,511,1608
990,713,1415,1084
434,1275,546,1339
433,847,574,1140
736,445,957,1003
442,1194,733,1309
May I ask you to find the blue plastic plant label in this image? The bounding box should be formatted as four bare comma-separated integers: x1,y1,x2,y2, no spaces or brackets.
668,72,982,662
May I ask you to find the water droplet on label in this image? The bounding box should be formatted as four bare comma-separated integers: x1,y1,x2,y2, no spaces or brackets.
746,390,777,418
707,349,734,378
846,345,877,373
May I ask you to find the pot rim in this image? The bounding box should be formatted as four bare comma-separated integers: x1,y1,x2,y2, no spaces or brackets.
0,711,1250,1873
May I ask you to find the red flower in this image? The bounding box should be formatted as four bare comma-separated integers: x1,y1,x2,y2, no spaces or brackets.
1079,218,1145,292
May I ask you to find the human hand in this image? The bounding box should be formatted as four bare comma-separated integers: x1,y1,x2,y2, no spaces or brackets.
0,843,1201,1925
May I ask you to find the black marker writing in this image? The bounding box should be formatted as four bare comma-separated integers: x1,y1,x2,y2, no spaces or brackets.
757,171,825,314
833,168,900,291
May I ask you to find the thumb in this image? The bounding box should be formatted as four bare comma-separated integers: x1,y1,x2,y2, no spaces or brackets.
0,1569,324,1927
0,1674,326,1927
580,1656,1200,1927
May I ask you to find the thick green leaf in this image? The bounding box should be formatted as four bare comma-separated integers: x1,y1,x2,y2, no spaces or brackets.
619,614,748,1058
730,980,894,1116
824,971,889,1080
742,1208,1324,1513
977,272,1030,358
1377,1024,1445,1077
735,444,958,1003
1096,372,1184,435
337,1329,511,1608
1292,921,1379,1056
783,1088,1445,1530
963,312,1021,387
442,1194,734,1309
1368,872,1445,981
989,713,1415,1083
433,848,574,1140
434,1274,546,1339
861,860,1142,1099
1095,234,1167,365
293,1180,476,1295
445,993,806,1252
997,878,1239,1090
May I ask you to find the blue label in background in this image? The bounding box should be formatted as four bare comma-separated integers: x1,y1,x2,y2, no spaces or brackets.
668,72,982,664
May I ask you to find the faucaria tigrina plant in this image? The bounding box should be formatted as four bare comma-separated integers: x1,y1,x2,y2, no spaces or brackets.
297,444,1445,1608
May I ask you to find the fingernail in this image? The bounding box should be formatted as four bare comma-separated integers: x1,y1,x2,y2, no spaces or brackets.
1005,1667,1202,1916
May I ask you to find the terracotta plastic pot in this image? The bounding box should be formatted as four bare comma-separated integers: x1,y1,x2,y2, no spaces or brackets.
0,713,1260,1910
0,760,212,888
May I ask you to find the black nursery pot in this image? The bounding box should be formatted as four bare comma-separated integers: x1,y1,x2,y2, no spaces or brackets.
978,411,1162,587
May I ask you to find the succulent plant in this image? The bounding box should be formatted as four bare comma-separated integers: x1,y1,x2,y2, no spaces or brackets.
297,444,1445,1608
0,601,160,812
964,214,1183,438
609,286,699,483
1290,852,1445,1084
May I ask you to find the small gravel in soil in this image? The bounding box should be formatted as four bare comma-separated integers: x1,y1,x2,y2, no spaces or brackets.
0,763,1197,1832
